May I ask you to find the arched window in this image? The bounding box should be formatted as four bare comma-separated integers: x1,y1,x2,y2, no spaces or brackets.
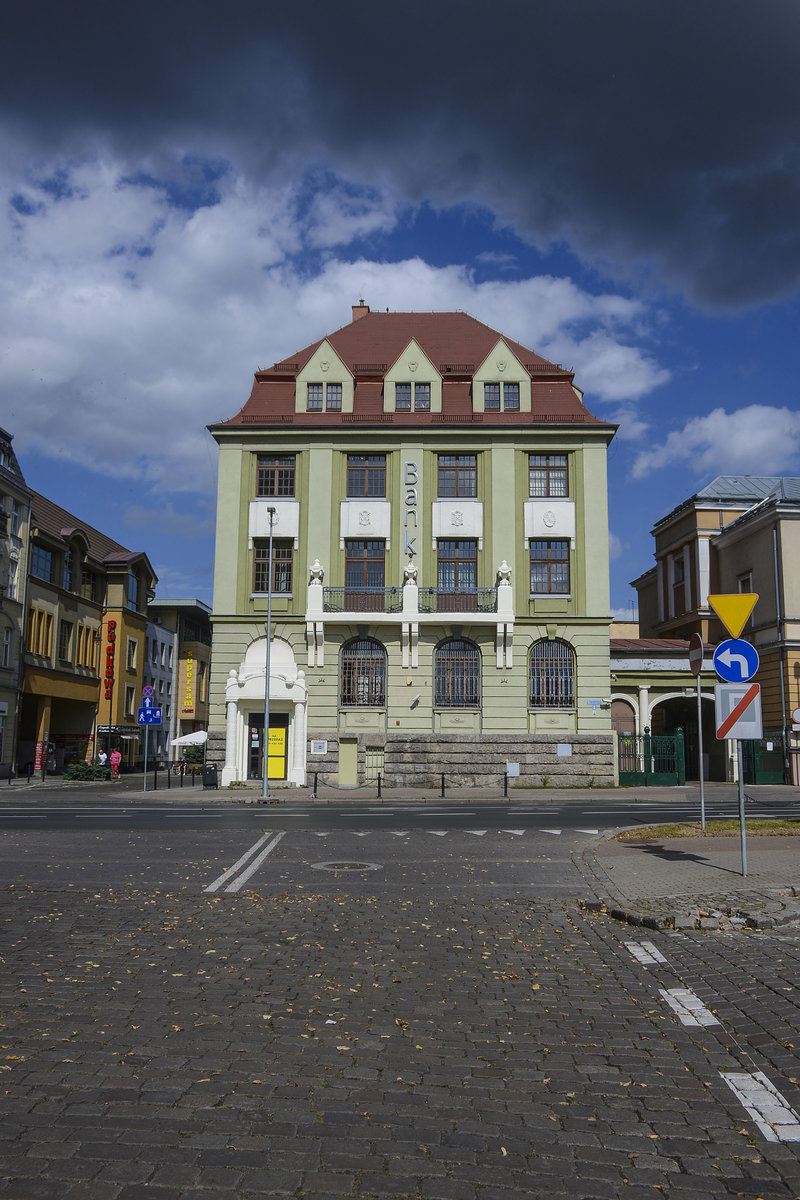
340,638,387,707
529,639,575,708
435,638,481,708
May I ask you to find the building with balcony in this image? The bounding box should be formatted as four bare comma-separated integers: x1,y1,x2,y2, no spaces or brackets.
0,429,32,771
18,491,157,772
208,304,617,788
631,476,800,783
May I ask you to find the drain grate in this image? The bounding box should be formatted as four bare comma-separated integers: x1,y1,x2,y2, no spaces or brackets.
311,861,381,873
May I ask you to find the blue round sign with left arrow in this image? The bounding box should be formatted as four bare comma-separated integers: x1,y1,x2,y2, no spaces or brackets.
713,638,759,683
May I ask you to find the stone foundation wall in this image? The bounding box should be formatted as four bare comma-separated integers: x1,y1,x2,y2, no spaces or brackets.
306,731,615,789
384,733,614,788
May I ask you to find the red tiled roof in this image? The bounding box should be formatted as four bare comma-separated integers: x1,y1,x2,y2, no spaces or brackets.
214,310,613,430
30,490,151,571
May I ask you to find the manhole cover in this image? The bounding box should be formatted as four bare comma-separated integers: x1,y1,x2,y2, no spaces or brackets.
311,861,381,873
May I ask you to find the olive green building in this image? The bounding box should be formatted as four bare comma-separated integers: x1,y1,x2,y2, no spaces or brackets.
207,305,617,788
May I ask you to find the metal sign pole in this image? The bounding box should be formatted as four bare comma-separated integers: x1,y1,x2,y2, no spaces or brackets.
143,724,149,793
261,506,276,802
696,675,706,831
736,739,747,877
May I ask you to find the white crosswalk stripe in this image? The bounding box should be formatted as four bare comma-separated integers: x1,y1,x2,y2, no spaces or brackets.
721,1072,800,1142
659,987,719,1027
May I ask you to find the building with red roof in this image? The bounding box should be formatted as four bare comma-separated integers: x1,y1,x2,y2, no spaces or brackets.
208,304,617,787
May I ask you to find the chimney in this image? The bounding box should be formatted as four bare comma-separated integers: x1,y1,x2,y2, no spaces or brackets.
352,300,370,322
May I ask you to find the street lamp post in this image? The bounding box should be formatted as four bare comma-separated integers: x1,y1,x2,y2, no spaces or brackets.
261,506,276,802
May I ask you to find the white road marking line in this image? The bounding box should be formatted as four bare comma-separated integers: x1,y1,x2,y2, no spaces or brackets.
503,829,525,836
427,830,448,836
540,829,562,836
313,832,329,837
466,830,488,836
625,941,668,966
224,832,286,893
659,987,720,1027
352,831,370,837
575,828,600,835
390,831,410,837
204,831,280,894
721,1072,800,1142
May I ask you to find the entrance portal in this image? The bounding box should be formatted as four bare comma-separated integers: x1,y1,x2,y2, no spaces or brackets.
247,713,289,781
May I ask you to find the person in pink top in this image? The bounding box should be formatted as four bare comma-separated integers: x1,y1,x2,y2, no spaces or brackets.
109,749,122,778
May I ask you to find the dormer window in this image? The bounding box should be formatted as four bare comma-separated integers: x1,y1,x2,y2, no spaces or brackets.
484,382,520,411
395,382,430,411
127,572,139,611
307,383,342,411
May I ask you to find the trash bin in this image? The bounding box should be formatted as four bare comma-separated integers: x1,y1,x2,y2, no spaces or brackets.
201,764,218,790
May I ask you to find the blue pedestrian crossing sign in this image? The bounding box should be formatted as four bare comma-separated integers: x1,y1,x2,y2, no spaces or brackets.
137,706,162,726
713,638,759,684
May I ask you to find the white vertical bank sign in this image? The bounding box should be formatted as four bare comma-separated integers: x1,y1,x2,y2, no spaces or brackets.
405,461,418,557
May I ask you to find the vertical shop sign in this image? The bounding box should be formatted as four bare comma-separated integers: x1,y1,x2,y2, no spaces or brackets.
182,651,195,715
105,621,116,700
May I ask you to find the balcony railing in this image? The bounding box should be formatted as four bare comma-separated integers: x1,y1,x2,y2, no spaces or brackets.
323,587,404,614
418,587,497,614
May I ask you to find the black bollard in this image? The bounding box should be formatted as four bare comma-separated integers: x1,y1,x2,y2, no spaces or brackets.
441,772,445,798
377,771,382,799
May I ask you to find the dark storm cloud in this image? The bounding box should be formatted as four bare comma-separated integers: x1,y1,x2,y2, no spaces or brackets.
3,0,799,308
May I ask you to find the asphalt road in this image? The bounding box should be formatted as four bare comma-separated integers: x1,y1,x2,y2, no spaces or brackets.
2,789,798,896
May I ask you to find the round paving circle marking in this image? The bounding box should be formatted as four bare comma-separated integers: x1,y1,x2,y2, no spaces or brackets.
311,861,382,873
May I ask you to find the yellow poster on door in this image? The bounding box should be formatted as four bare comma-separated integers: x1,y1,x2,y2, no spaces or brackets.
267,724,287,779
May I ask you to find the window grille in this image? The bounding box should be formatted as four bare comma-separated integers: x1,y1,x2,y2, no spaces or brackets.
326,383,342,411
529,454,568,497
435,638,481,708
529,639,574,708
340,638,387,707
307,383,323,411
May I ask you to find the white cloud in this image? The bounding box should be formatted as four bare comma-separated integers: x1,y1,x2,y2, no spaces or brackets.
608,532,624,562
0,155,670,497
632,405,800,479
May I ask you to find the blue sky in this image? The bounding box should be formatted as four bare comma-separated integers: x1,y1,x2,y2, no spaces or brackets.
2,1,800,615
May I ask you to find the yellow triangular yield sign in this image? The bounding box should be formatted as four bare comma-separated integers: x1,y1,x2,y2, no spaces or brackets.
707,593,758,639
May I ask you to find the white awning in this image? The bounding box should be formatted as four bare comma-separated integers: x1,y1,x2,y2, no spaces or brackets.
170,730,208,747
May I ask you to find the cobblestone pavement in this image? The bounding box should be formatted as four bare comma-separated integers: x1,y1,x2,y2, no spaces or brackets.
2,882,800,1199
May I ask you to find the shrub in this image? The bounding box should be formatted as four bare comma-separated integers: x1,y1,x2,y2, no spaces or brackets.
182,745,205,764
63,762,112,782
